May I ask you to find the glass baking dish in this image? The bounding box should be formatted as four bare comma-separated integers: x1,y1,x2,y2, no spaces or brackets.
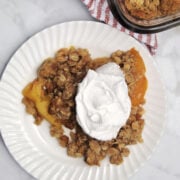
107,0,180,33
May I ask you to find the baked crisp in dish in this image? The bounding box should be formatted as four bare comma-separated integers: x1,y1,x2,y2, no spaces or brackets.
124,0,180,20
22,47,147,166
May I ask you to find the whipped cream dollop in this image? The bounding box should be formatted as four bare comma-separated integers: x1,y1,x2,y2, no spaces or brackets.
75,62,131,141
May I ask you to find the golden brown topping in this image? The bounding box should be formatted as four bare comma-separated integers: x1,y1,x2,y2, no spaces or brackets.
22,47,147,166
89,140,101,154
67,142,79,157
121,148,130,157
69,52,80,62
85,149,100,166
59,135,69,147
110,154,123,165
108,147,119,156
50,124,64,138
125,0,180,20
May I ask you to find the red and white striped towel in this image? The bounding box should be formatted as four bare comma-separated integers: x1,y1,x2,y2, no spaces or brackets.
81,0,158,55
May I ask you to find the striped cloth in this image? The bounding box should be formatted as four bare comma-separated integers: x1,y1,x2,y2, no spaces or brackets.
81,0,158,55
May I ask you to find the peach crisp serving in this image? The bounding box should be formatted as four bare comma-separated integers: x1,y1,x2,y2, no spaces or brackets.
22,47,147,166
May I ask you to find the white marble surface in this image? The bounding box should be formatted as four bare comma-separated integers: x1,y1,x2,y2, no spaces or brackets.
0,0,180,180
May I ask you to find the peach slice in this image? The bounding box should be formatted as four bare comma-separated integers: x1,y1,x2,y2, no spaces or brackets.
22,78,57,125
129,76,148,106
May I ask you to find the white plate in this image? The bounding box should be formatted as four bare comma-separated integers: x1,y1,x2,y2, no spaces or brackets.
0,21,166,180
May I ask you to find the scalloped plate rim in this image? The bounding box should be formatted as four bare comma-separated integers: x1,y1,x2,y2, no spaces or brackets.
0,21,167,180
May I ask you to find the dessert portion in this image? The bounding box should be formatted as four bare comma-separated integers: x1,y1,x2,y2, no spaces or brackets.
22,47,147,166
76,62,131,141
124,0,180,20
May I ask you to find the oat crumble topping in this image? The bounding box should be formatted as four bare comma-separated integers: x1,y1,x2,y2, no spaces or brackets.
22,47,147,166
